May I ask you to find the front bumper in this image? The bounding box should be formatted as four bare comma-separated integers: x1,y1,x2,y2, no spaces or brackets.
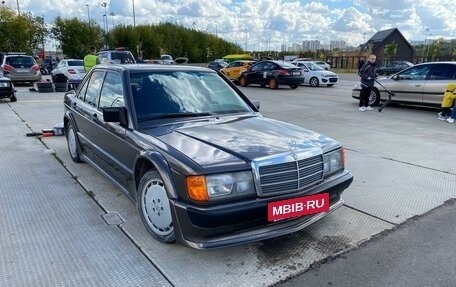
170,170,353,249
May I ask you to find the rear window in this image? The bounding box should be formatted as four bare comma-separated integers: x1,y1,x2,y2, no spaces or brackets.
5,56,35,68
68,60,83,66
111,52,135,64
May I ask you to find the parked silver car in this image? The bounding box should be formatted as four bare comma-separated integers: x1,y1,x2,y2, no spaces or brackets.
352,62,456,107
0,53,42,84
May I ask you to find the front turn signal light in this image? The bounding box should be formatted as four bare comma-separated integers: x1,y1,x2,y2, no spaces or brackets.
186,176,208,201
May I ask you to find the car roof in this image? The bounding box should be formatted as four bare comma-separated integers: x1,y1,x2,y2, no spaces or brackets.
94,64,215,73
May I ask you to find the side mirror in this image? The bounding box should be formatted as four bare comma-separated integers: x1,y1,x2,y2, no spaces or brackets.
391,75,399,81
102,106,128,126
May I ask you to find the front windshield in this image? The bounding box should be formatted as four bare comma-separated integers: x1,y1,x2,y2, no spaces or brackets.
130,71,253,121
305,62,324,71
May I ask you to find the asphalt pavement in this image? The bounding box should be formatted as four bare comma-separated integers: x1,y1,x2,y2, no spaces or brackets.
278,199,456,287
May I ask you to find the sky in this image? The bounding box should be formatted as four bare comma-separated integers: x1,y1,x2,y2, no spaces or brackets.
4,0,456,51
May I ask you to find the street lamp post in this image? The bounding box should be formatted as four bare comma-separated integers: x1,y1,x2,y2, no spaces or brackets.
110,12,115,29
101,2,108,33
16,0,20,14
132,0,136,27
422,28,429,62
85,4,90,24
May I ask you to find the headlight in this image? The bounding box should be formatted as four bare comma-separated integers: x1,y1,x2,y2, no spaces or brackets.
0,81,10,87
323,148,345,178
187,171,256,202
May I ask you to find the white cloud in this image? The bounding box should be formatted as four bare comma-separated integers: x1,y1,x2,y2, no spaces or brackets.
5,0,455,52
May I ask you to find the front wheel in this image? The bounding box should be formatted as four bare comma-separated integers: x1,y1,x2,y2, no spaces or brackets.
10,94,17,102
239,76,248,87
268,78,278,89
289,84,298,89
138,170,175,244
310,77,319,87
369,89,381,106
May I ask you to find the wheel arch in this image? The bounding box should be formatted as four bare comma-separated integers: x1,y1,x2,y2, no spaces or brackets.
134,151,178,200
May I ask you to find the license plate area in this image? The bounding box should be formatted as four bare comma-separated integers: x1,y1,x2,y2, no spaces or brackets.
267,193,329,222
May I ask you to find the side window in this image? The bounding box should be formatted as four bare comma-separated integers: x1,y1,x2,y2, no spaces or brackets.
76,77,90,100
85,71,105,106
428,64,456,80
397,65,430,80
251,63,264,71
99,72,124,108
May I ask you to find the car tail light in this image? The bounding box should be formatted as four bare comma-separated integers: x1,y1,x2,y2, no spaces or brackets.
277,69,290,75
68,69,76,74
2,64,14,71
31,64,40,71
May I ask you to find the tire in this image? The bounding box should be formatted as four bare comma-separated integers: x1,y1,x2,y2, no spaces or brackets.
10,94,17,102
268,78,278,89
377,70,384,75
327,84,334,87
66,121,82,163
310,77,319,87
289,84,298,89
138,170,175,244
239,76,248,87
369,88,381,106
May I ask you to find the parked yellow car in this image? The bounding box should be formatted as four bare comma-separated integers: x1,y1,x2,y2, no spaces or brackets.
221,60,256,81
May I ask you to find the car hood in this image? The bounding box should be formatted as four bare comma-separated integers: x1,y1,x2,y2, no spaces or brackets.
141,115,340,171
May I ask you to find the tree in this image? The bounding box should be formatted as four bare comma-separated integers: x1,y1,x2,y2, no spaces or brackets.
50,17,104,58
384,41,398,63
0,8,47,54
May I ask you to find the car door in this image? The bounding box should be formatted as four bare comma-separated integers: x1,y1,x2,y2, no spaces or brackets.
90,71,138,194
422,63,456,105
70,70,105,161
387,65,431,103
247,62,265,84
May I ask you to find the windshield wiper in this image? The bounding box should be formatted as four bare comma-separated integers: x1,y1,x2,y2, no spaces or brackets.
138,112,215,121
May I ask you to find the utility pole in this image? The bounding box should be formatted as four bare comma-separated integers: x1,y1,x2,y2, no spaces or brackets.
16,0,20,14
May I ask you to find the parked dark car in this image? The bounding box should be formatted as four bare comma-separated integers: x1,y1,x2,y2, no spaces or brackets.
0,69,17,102
63,64,353,249
207,61,227,71
376,61,414,75
238,60,305,89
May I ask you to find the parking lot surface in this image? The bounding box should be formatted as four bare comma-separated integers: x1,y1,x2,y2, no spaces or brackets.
1,74,455,286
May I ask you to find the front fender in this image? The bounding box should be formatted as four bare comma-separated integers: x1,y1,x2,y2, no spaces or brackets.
134,151,178,199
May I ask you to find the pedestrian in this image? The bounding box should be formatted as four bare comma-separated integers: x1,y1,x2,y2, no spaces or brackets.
84,46,98,72
358,54,377,111
357,58,365,75
437,83,456,121
447,104,456,123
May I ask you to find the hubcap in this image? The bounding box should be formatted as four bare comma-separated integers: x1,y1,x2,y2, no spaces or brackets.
142,179,173,236
67,127,78,158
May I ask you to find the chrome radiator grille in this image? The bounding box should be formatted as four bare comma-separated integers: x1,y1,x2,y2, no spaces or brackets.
258,155,323,196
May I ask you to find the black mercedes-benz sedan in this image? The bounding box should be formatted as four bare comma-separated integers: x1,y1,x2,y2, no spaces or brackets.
63,64,352,249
